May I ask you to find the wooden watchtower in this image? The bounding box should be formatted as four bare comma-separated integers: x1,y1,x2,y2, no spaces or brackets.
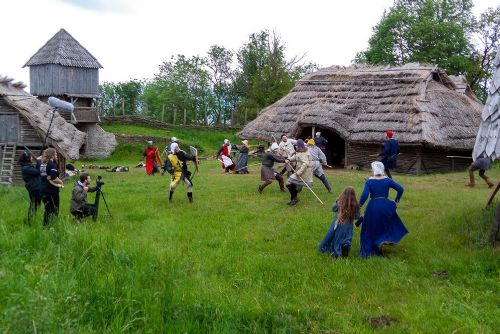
23,29,116,159
23,28,103,124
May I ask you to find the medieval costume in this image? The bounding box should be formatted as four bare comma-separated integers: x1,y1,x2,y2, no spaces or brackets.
278,135,297,176
307,139,332,192
234,140,250,174
359,161,407,257
286,139,313,206
466,156,494,188
314,131,328,152
166,143,196,203
169,136,179,154
216,139,235,173
259,143,286,193
379,130,400,179
19,152,41,222
143,141,158,175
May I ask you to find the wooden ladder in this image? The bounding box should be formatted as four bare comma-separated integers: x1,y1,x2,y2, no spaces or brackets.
0,143,16,185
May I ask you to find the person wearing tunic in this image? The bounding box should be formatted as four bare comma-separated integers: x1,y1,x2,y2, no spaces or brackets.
18,151,41,223
278,134,297,176
318,186,361,258
216,139,235,173
314,131,328,152
167,143,196,203
359,161,407,257
169,136,179,154
234,140,250,174
307,139,332,192
379,130,400,179
285,139,313,206
466,156,494,188
37,148,64,226
142,141,158,175
259,142,286,193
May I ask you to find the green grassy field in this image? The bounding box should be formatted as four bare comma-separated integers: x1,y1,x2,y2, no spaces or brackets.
1,143,499,333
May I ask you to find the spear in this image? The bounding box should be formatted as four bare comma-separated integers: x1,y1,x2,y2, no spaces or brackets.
287,162,324,205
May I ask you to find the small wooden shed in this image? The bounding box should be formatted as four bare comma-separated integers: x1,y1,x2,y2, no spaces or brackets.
239,63,483,174
0,76,86,186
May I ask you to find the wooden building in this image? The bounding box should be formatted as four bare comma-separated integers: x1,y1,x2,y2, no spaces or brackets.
0,77,86,186
239,63,483,174
23,28,116,158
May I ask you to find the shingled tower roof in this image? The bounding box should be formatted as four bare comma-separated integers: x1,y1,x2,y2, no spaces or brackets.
23,28,103,69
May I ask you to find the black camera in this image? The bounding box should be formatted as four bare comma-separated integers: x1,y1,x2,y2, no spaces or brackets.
96,175,105,187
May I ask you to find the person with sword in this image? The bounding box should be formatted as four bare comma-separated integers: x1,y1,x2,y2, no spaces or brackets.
285,139,314,206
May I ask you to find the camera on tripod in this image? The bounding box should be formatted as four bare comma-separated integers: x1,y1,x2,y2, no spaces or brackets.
93,175,112,221
96,175,105,188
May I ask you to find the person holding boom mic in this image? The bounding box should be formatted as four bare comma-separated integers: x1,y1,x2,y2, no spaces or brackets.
37,148,64,226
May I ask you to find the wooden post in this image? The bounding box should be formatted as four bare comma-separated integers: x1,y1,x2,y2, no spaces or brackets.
161,105,165,122
173,109,176,125
122,100,125,115
183,109,187,125
112,95,115,116
312,127,315,139
244,109,248,124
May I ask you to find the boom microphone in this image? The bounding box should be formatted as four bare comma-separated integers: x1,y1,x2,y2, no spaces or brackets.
48,96,74,112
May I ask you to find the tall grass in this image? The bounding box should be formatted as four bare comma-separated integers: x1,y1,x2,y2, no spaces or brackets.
1,155,499,332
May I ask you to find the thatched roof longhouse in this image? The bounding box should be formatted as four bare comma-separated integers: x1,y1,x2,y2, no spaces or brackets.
0,76,86,161
473,49,500,160
239,63,482,151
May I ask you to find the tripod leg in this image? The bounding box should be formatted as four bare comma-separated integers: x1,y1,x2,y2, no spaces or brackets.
99,191,113,218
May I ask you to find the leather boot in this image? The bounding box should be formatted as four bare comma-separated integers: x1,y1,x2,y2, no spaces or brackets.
187,192,193,203
466,170,475,187
168,191,174,203
486,178,495,188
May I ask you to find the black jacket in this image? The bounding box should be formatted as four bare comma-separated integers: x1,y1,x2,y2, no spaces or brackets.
21,164,40,194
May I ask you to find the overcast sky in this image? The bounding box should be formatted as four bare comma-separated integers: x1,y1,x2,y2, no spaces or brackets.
1,0,498,90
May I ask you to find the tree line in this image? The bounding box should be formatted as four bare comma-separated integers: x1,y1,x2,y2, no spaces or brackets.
98,30,316,126
99,1,499,126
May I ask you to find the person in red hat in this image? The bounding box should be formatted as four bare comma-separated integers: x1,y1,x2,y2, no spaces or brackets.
378,130,400,178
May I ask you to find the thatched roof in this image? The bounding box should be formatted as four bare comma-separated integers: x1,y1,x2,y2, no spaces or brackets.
23,29,103,69
0,76,87,161
239,63,483,151
473,50,500,160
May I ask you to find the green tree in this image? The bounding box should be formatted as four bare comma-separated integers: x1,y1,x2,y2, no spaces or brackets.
234,30,316,124
142,55,213,125
98,80,144,116
355,0,499,101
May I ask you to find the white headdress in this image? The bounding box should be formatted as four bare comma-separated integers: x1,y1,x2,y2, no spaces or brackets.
171,142,179,152
171,137,178,142
224,139,229,144
371,161,385,176
270,142,279,151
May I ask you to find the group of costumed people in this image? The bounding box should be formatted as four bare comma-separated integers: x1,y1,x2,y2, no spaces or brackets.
215,139,250,174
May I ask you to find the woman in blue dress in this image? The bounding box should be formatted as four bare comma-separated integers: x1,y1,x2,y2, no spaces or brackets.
359,161,408,257
318,186,361,258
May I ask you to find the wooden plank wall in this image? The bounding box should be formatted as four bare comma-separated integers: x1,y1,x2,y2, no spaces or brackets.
29,64,98,96
347,142,471,174
347,142,421,174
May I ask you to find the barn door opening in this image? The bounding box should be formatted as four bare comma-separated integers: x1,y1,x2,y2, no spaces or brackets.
298,127,345,168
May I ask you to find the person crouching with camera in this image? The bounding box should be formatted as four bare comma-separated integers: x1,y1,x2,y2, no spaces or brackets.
70,173,97,220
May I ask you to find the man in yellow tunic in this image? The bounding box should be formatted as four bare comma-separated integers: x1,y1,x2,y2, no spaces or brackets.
166,143,196,203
